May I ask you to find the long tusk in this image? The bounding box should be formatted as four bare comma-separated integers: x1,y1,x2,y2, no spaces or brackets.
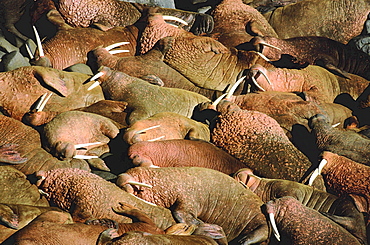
127,180,153,188
89,71,104,82
87,81,101,91
104,42,130,51
162,15,188,26
109,50,130,55
251,76,266,91
129,193,157,206
261,42,282,51
308,159,328,186
74,142,102,149
332,122,340,128
73,155,99,159
226,75,246,99
256,51,271,62
259,68,272,86
37,93,52,112
38,189,49,197
34,93,47,111
25,43,34,59
135,125,161,134
212,93,227,107
269,212,281,241
33,26,44,57
147,136,165,142
149,165,160,168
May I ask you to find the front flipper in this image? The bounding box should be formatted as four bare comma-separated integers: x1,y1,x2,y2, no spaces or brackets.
315,58,351,79
190,13,214,35
0,144,27,164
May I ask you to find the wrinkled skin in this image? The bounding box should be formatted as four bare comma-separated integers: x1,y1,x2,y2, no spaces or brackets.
32,0,214,35
318,151,370,221
209,0,278,48
0,116,89,175
41,111,120,171
241,36,370,80
208,100,314,182
309,114,370,165
140,14,266,92
24,100,129,127
235,170,367,245
94,66,210,124
90,42,220,99
31,9,139,70
227,91,352,136
35,168,176,231
4,203,165,245
117,167,270,244
265,196,362,245
0,66,104,121
123,112,210,144
127,139,249,175
245,64,370,103
0,204,62,243
247,0,304,13
262,0,370,44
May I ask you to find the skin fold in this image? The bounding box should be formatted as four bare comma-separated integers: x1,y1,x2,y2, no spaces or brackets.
117,166,270,244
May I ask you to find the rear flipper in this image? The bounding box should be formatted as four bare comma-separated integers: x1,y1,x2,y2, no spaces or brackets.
0,144,27,164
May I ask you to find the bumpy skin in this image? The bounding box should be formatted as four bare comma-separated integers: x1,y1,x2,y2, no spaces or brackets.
31,10,139,70
229,91,352,135
209,0,278,48
309,114,370,165
90,43,220,99
0,204,63,243
319,151,370,220
0,115,89,175
32,0,214,35
96,66,210,124
244,36,370,80
235,171,367,245
118,167,270,244
123,112,210,144
0,66,104,121
127,139,248,175
99,230,219,245
262,0,370,44
210,100,313,182
140,14,266,92
265,196,362,245
246,64,370,103
35,168,176,231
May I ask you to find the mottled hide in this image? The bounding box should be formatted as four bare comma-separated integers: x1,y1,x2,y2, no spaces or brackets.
210,100,313,182
123,112,210,144
309,114,370,165
262,0,370,44
0,115,89,175
94,66,210,124
35,168,176,231
127,139,248,175
0,66,104,121
265,196,362,245
118,167,269,243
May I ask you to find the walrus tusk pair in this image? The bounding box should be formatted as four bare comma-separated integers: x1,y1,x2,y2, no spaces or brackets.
308,158,328,186
34,92,53,112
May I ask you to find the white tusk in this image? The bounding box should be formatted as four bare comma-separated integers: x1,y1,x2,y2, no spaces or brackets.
261,42,282,51
74,142,102,149
251,76,266,91
38,189,49,197
226,75,246,99
256,52,270,62
147,136,165,142
37,93,52,112
33,26,44,57
87,81,101,91
108,50,130,55
25,43,34,59
127,180,153,188
308,159,328,186
35,93,47,111
332,122,341,128
149,165,160,168
104,42,130,51
135,125,161,134
129,193,157,206
269,212,280,241
73,155,99,159
259,68,272,86
162,15,188,26
89,71,105,82
212,93,227,107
